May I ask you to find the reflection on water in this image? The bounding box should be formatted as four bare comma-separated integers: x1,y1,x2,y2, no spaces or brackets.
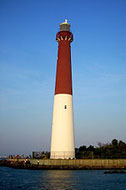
0,167,126,190
40,170,75,190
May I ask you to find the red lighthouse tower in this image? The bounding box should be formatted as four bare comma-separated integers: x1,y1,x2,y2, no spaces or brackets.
50,20,75,159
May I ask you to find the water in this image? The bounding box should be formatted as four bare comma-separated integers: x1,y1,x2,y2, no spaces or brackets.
0,167,126,190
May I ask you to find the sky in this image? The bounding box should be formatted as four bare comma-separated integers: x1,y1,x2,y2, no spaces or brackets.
0,0,126,156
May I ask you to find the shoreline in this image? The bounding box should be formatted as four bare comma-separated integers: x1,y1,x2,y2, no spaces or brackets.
1,159,126,170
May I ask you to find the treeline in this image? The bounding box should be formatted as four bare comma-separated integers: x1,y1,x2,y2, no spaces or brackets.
75,139,126,159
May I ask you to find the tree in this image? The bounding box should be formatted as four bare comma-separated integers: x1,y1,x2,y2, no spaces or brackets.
87,145,95,151
112,139,118,147
79,145,87,151
119,140,126,151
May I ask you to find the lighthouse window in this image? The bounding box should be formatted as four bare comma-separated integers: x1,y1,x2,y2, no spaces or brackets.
64,105,67,109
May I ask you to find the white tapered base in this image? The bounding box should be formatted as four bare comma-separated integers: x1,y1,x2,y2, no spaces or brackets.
50,94,75,159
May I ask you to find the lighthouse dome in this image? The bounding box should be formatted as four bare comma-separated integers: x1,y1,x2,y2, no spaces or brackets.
60,19,70,31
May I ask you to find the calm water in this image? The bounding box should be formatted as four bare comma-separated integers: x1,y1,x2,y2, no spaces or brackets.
0,167,126,190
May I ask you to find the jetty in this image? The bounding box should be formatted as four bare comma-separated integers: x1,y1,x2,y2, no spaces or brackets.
1,159,126,170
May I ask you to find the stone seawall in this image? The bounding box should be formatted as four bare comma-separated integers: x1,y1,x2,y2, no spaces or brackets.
8,159,126,169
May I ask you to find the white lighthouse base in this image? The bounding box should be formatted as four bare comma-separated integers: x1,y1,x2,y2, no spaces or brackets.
50,94,75,159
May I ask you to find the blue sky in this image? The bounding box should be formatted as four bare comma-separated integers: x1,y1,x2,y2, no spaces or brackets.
0,0,126,155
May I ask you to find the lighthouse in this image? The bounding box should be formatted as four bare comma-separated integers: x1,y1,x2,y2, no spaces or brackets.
50,20,75,159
